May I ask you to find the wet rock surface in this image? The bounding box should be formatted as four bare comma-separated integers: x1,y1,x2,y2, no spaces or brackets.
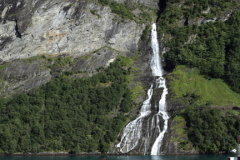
109,30,155,155
109,21,199,155
161,118,198,155
160,85,197,155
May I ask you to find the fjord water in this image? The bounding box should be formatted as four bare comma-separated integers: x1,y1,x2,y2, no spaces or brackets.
115,23,169,155
0,155,233,160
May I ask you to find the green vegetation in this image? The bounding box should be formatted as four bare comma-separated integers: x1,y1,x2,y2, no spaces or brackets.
98,0,110,6
0,63,9,72
98,0,153,23
139,11,152,23
158,0,238,30
21,55,73,67
226,110,239,115
160,1,240,153
52,57,73,66
163,11,240,93
141,25,150,41
90,10,101,18
168,66,240,153
167,65,240,107
172,114,192,150
0,57,134,154
184,106,240,153
184,0,236,19
99,0,135,20
9,13,15,17
130,83,143,102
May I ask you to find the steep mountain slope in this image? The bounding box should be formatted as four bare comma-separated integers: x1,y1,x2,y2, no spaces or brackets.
0,0,157,62
0,0,240,156
157,0,240,154
0,0,158,155
0,0,157,96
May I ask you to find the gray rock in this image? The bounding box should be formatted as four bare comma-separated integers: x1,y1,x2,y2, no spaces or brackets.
71,47,125,77
0,58,51,96
0,0,146,62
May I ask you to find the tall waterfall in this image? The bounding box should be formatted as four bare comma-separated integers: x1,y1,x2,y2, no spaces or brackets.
115,23,169,155
150,24,169,155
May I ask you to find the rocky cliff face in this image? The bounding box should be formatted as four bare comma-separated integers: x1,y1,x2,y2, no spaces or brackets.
0,0,158,62
0,0,156,95
0,58,51,97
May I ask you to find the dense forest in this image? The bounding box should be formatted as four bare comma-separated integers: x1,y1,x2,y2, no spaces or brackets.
0,57,134,154
162,11,240,93
184,106,240,153
158,0,237,28
158,0,240,154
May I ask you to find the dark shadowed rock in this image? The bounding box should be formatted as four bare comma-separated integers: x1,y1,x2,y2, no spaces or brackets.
0,58,51,96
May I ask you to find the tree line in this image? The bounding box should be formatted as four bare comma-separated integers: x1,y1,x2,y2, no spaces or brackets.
184,106,240,153
163,11,240,93
0,57,134,154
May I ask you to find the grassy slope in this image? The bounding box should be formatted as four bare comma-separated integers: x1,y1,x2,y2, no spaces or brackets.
168,65,240,150
167,65,240,107
158,0,240,153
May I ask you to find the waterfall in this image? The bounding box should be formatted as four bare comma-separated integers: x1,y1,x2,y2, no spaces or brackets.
115,23,169,155
116,85,153,153
150,24,169,155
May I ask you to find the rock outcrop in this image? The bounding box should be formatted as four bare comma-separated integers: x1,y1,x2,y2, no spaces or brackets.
0,0,159,62
0,0,156,99
0,58,51,97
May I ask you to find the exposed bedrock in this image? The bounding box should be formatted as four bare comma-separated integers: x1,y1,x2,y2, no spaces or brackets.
0,59,51,97
0,0,159,62
0,0,160,97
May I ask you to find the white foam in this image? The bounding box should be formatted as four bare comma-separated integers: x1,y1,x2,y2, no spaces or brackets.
150,23,169,155
116,85,153,153
115,23,169,155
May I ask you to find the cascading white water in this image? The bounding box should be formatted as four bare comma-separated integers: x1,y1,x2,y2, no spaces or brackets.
150,23,169,155
115,23,169,155
116,85,153,153
150,24,162,77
